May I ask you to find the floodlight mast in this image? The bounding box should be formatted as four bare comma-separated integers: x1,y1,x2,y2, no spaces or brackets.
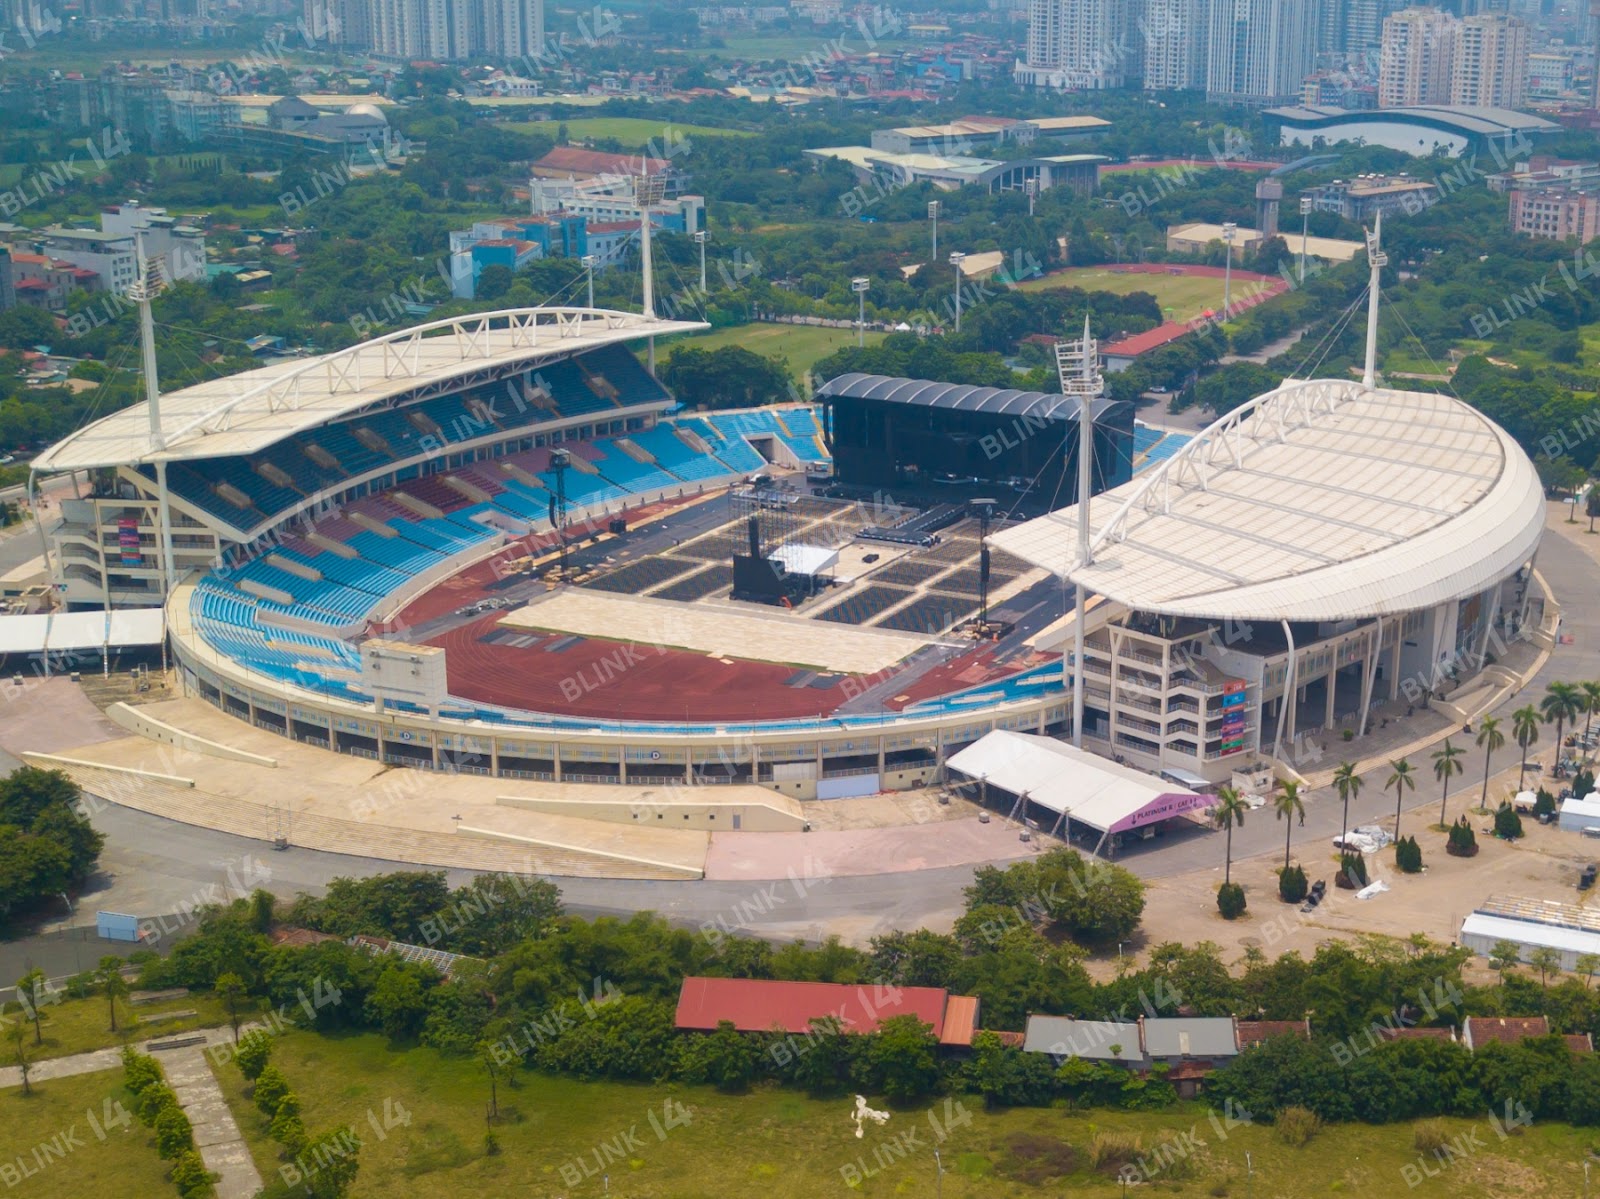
636,171,667,373
1054,316,1103,750
131,231,177,595
1362,211,1387,391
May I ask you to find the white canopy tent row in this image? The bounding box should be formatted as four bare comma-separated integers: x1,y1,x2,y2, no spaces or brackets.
0,607,166,676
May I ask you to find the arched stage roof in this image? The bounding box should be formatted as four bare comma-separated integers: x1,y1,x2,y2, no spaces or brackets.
989,378,1545,623
32,307,706,472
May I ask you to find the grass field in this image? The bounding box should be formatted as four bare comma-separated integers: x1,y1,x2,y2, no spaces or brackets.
0,991,232,1062
507,117,753,143
1017,267,1229,323
660,323,884,389
211,1029,1600,1198
0,1068,171,1198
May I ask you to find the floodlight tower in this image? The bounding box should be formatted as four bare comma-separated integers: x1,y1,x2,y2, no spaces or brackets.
636,171,668,374
973,498,996,631
928,199,940,261
949,252,966,332
851,277,870,347
1298,195,1314,284
549,448,571,577
1221,221,1237,319
131,232,177,596
581,253,596,309
694,229,708,294
1054,316,1103,750
1362,211,1387,392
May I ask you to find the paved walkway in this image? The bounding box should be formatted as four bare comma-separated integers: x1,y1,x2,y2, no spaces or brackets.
0,1026,262,1199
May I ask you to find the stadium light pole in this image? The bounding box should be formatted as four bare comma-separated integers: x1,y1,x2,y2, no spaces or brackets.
1299,196,1313,283
928,200,940,262
851,276,869,347
1025,175,1037,216
949,252,965,333
581,254,596,309
694,230,708,294
1221,221,1236,320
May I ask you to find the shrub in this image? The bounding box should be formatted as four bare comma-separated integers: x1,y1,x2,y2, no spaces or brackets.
154,1106,194,1160
1275,1105,1321,1146
137,1083,180,1128
485,1130,501,1157
121,1048,163,1097
1573,770,1595,801
1337,852,1368,888
1217,883,1247,920
1494,803,1524,841
1535,788,1559,819
1278,864,1308,904
1447,818,1478,857
235,1029,273,1081
253,1065,290,1117
1087,1130,1142,1173
1414,1120,1448,1155
1395,836,1423,873
170,1149,213,1199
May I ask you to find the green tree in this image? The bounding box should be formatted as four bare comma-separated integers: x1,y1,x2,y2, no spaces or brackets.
1541,681,1583,757
1527,947,1561,996
1332,762,1362,853
235,1029,272,1080
1387,758,1416,841
300,1126,361,1198
1576,953,1600,988
1513,704,1541,790
677,1020,761,1092
253,1064,290,1115
967,1030,1058,1109
1036,848,1146,943
14,967,46,1045
475,264,514,301
97,957,128,1033
1431,740,1464,827
154,1106,194,1159
477,1036,508,1122
1582,681,1600,746
1274,779,1304,870
789,1015,856,1097
1475,716,1505,813
1217,882,1247,919
10,1020,30,1097
1212,786,1248,886
1494,803,1524,840
214,972,246,1044
866,1015,940,1103
364,965,430,1042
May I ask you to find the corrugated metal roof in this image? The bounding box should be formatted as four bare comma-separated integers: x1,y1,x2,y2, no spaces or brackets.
817,372,1119,423
940,995,979,1046
1143,1018,1239,1059
674,977,953,1037
1023,1016,1145,1062
1461,913,1600,958
990,378,1544,622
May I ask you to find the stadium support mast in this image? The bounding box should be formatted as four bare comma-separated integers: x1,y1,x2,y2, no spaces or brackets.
132,233,177,595
1362,211,1386,392
636,171,667,375
1055,315,1102,750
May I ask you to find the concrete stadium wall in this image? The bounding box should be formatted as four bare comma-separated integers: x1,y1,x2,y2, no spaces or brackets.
105,702,279,767
496,793,805,831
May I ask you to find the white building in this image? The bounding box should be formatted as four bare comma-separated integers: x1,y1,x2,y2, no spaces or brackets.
1015,0,1133,90
1379,7,1457,108
1461,897,1600,973
98,203,207,285
347,0,543,61
1204,0,1318,104
1142,0,1206,92
35,228,138,296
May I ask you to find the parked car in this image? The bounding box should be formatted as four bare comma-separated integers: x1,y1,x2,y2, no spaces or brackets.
1581,864,1598,891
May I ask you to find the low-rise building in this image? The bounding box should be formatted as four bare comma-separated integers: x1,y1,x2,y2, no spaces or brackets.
34,228,137,295
1303,174,1440,221
99,202,207,283
1508,189,1600,243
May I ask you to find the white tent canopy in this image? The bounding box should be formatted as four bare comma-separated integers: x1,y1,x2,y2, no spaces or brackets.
0,608,165,661
945,729,1207,844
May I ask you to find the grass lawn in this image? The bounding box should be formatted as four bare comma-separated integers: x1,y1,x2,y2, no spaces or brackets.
507,117,753,143
0,1067,172,1198
1016,266,1229,323
1,991,232,1062
659,323,885,390
217,1029,1599,1198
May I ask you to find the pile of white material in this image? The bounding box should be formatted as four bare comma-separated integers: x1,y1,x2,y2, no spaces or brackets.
1356,879,1390,900
851,1095,891,1139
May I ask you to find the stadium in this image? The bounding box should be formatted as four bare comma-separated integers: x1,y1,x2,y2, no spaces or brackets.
24,305,1122,803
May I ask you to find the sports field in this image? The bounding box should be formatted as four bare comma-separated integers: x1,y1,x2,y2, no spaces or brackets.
205,1029,1600,1198
662,323,886,386
506,117,753,143
1017,266,1229,322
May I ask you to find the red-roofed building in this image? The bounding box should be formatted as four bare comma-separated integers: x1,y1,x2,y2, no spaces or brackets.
1378,1026,1456,1042
7,251,102,311
1565,1033,1594,1054
1461,1016,1552,1050
675,977,978,1045
532,145,670,183
1234,1019,1312,1047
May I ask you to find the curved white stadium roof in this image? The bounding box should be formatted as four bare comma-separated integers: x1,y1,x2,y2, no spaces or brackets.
32,307,707,472
990,378,1544,622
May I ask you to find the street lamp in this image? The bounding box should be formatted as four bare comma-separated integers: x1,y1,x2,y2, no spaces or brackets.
949,252,966,333
581,254,596,309
1221,221,1237,319
1299,196,1313,284
693,229,708,294
928,199,941,262
851,276,869,347
934,1149,944,1199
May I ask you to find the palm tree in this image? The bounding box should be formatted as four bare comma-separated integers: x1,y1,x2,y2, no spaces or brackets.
1274,779,1304,870
96,957,128,1034
1474,716,1505,814
1542,681,1583,759
1332,762,1362,852
1432,739,1465,827
1513,704,1540,790
1212,786,1249,886
1583,681,1600,752
1388,757,1416,841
